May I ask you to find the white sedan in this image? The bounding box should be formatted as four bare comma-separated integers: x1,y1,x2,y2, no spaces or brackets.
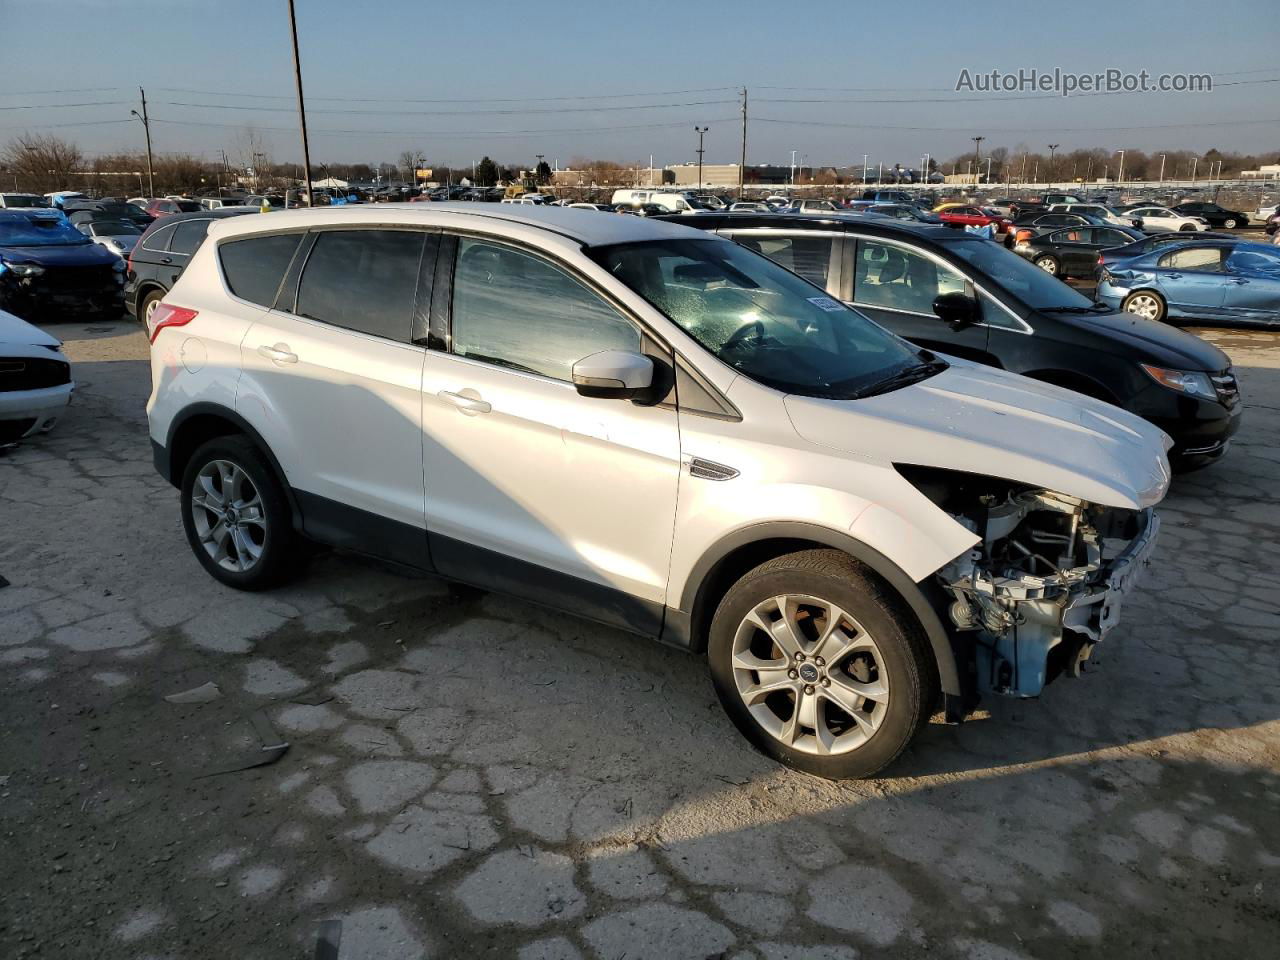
0,309,74,447
1125,205,1209,233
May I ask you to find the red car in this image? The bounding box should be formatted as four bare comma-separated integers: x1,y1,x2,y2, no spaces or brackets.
144,198,202,218
934,204,1012,234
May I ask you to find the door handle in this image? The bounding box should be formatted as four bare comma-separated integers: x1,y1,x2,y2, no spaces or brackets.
438,390,491,415
1229,278,1249,284
160,257,173,264
1165,273,1181,279
257,343,298,364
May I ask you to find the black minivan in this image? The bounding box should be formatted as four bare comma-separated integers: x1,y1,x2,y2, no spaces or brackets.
125,208,257,322
663,212,1241,471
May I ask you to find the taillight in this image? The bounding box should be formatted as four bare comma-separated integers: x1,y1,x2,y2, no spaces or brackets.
148,303,198,343
1015,229,1033,243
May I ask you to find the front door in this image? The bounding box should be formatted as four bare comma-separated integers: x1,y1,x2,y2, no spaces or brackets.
846,235,992,363
420,236,681,634
236,228,434,567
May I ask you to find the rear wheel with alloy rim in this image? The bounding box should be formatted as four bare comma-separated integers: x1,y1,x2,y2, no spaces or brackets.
708,550,936,779
1223,218,1239,229
1122,290,1166,322
180,436,298,590
139,288,164,327
1034,255,1060,275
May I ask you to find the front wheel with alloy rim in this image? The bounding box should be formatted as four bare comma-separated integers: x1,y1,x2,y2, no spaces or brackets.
1034,255,1060,275
180,436,298,590
708,549,937,779
1223,218,1239,229
1122,290,1166,322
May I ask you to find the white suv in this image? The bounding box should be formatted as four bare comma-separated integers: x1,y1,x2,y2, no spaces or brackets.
147,204,1170,778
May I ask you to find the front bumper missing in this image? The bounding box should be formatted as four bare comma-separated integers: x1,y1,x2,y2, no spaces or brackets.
953,507,1160,699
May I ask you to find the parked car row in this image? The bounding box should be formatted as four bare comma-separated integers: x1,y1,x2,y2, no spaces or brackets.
145,203,1175,779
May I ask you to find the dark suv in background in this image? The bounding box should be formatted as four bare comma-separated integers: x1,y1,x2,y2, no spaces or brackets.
125,208,257,321
662,211,1241,470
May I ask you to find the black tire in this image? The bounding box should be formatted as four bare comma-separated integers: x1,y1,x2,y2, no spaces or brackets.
1222,218,1238,229
179,435,298,590
1121,289,1167,323
1033,254,1060,276
137,287,165,327
707,549,937,779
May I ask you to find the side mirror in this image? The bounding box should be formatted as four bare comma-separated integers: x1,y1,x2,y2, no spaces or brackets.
933,291,980,329
572,350,654,400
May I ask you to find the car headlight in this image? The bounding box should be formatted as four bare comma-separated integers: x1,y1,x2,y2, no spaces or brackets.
1141,364,1217,401
2,260,45,277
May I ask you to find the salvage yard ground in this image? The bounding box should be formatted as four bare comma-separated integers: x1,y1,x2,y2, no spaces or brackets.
1,320,1278,960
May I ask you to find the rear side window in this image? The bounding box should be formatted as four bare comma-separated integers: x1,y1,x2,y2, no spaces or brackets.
1158,247,1225,272
141,222,177,253
170,219,211,256
729,233,834,289
296,230,425,342
220,233,303,307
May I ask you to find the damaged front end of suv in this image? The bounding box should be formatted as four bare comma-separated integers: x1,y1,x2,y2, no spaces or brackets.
899,465,1161,703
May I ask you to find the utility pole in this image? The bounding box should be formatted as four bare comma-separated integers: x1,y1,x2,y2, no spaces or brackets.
862,154,868,185
738,87,747,199
286,0,314,207
1047,144,1059,184
131,87,155,198
1158,153,1166,185
694,126,709,192
1116,149,1126,185
1190,156,1199,185
971,135,984,184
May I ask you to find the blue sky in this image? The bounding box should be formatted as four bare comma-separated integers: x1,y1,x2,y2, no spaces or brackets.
3,0,1277,169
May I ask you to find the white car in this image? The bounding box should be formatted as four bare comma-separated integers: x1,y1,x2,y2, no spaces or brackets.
1124,206,1209,233
75,218,141,258
145,205,1170,778
1048,203,1140,227
0,309,73,447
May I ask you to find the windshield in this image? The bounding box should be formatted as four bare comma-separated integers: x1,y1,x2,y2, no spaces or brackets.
0,215,91,247
2,195,49,208
944,237,1094,310
589,238,929,400
91,220,141,236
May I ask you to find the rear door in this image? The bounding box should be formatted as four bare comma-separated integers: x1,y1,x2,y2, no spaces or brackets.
846,235,992,363
1048,228,1097,275
234,227,437,567
1153,245,1228,317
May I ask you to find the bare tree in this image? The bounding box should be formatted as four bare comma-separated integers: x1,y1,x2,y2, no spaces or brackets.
1,133,83,193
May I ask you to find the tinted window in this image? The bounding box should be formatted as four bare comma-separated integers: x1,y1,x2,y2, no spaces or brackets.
1158,247,1225,272
1097,229,1134,247
220,233,302,307
296,230,424,341
452,238,639,380
1227,248,1280,273
141,223,176,252
729,233,834,288
170,219,211,256
1053,228,1093,244
854,238,967,315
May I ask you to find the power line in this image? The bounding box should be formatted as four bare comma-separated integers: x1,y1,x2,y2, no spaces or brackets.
0,100,129,111
154,85,738,104
148,115,743,140
754,65,1280,93
159,98,738,117
752,115,1280,133
0,118,134,132
0,87,122,97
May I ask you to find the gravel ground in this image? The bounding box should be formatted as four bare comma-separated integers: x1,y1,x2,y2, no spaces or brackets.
1,319,1277,960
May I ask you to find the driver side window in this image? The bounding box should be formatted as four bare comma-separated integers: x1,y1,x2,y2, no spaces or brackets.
852,239,967,316
451,238,641,381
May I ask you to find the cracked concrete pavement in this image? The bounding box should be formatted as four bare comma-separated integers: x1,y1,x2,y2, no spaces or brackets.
0,320,1277,959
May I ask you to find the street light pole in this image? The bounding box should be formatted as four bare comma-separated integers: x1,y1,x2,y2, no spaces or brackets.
1158,153,1166,186
1191,156,1199,185
130,88,155,198
1116,150,1125,186
286,0,314,207
862,154,868,186
971,135,984,184
1047,144,1059,185
694,126,709,192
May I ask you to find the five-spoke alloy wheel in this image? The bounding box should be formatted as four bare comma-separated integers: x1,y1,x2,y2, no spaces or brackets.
709,549,937,779
180,436,297,589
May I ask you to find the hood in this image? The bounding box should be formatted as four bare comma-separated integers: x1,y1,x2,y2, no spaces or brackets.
784,360,1171,510
0,242,117,268
1053,308,1231,372
0,308,61,348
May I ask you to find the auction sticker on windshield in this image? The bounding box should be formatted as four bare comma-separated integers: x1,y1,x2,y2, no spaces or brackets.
807,296,845,312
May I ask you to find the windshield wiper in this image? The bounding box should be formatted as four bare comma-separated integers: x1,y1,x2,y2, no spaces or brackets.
1041,302,1111,313
856,357,949,399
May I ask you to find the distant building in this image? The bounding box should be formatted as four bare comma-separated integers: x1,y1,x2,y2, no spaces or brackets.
1241,164,1280,180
